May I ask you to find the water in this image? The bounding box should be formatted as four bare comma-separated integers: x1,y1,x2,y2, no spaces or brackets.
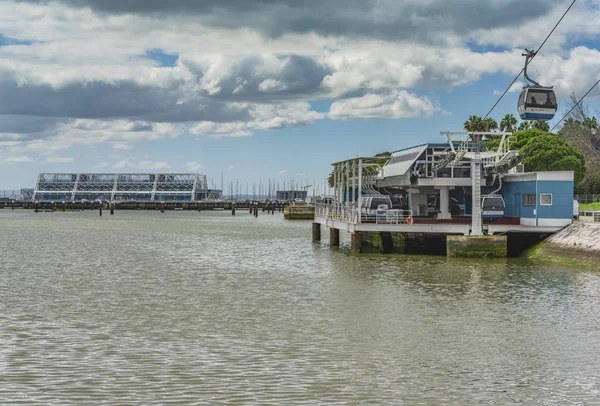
1,210,600,404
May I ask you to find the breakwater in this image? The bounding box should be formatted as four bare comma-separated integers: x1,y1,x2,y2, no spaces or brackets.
530,222,600,266
1,200,286,212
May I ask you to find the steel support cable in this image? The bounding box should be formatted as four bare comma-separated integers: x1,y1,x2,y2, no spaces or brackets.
483,0,577,119
550,78,600,132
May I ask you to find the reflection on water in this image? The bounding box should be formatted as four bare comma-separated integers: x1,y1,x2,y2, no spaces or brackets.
1,210,600,404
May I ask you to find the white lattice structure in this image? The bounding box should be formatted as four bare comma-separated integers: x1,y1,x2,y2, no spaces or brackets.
33,173,220,202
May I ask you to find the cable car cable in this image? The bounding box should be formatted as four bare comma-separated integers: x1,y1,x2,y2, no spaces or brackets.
483,0,577,119
550,77,600,132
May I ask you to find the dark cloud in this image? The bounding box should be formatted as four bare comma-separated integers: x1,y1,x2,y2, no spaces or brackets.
17,0,561,43
182,54,330,99
0,115,65,134
0,75,250,123
0,53,329,127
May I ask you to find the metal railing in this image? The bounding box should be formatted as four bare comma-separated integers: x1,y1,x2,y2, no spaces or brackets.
575,194,600,205
315,203,413,225
579,210,600,222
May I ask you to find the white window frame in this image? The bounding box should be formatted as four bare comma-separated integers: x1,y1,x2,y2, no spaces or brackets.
540,193,553,206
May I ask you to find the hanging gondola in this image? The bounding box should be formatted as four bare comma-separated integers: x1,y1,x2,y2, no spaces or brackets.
517,49,557,121
481,194,505,218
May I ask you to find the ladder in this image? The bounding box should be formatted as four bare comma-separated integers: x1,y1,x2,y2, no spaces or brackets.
449,135,470,167
471,151,483,236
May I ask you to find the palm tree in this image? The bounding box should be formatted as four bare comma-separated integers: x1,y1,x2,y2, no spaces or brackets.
499,114,518,132
583,117,598,131
532,120,550,132
464,115,486,132
518,120,533,131
484,118,498,132
464,115,499,132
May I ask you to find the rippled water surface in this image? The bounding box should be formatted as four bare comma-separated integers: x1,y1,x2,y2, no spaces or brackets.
1,210,600,404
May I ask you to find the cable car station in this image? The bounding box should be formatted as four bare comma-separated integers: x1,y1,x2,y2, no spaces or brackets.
314,131,575,257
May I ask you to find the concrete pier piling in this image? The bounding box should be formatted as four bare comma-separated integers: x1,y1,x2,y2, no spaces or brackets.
350,232,362,254
312,222,321,242
330,228,340,247
446,235,507,258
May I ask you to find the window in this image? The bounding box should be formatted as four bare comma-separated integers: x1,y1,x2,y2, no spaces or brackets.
523,194,536,206
540,194,553,205
388,151,421,165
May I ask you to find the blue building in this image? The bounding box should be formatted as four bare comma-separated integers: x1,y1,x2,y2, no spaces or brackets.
502,172,574,227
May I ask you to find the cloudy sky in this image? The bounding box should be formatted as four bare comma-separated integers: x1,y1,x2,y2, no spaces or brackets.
1,0,600,190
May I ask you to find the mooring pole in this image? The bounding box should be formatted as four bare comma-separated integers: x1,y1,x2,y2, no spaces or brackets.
99,203,103,216
110,202,115,215
232,202,236,216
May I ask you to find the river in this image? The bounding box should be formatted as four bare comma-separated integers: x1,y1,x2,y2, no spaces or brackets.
1,210,599,404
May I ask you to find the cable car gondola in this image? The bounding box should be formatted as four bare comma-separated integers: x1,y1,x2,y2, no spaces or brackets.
517,49,557,121
481,194,505,218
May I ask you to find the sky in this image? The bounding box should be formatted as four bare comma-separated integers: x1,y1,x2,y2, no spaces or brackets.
1,0,600,191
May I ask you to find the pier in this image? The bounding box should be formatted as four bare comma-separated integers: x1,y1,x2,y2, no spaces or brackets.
1,199,286,213
314,132,575,258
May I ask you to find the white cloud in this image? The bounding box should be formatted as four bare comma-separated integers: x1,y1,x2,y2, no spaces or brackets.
278,170,288,175
44,156,74,163
191,102,324,138
4,155,34,163
329,90,442,120
113,159,171,170
94,162,109,168
225,165,235,171
0,0,598,156
185,161,204,171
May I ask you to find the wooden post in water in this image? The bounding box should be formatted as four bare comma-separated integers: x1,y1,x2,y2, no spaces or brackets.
254,202,258,217
232,202,236,215
34,202,38,213
62,201,66,212
160,202,165,213
11,200,14,210
110,202,115,215
99,203,102,216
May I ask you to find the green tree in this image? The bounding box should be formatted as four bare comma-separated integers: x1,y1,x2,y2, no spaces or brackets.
499,114,518,132
484,117,498,132
518,120,533,131
327,151,391,188
532,120,550,132
511,129,586,183
464,115,498,133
